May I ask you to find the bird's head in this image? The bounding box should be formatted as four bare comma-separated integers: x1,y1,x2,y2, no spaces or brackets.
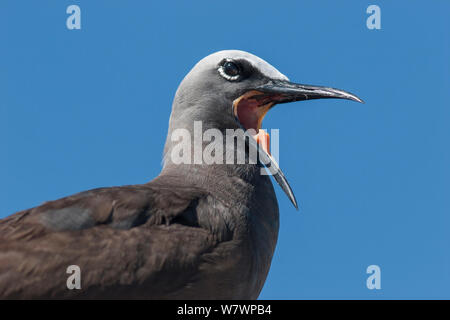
164,50,363,209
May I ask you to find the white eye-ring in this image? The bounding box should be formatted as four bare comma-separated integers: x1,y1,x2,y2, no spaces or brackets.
218,59,241,81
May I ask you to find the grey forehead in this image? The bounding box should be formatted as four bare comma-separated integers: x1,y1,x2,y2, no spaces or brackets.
196,50,289,81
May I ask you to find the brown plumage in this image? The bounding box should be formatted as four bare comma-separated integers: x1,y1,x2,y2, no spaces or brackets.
0,165,279,299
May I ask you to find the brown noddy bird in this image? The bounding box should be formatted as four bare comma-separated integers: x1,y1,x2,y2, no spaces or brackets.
0,50,362,299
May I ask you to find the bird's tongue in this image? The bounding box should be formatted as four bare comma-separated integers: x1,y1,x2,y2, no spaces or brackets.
253,129,270,155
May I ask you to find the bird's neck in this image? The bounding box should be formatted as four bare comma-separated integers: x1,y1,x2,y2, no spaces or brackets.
161,127,268,192
160,162,264,199
161,104,271,202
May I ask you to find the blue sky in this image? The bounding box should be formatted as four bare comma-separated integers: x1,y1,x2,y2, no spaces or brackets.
1,1,449,299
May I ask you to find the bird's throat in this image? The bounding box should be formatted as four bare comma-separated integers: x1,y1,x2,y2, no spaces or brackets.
233,90,273,155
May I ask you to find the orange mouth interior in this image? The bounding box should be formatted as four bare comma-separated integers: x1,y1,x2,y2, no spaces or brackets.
233,90,272,154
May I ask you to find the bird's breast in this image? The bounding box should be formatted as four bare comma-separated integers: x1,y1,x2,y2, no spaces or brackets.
195,172,279,299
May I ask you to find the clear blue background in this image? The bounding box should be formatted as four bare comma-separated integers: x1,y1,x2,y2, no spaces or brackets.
1,1,449,299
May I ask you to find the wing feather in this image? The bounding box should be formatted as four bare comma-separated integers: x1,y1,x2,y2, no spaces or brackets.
0,180,220,299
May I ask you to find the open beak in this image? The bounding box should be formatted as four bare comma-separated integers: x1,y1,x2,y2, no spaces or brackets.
234,80,363,210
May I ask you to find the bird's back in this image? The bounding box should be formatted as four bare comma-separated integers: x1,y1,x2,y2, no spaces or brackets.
0,168,279,299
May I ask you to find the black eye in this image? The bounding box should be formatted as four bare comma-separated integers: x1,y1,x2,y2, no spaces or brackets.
223,61,240,77
218,59,242,81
